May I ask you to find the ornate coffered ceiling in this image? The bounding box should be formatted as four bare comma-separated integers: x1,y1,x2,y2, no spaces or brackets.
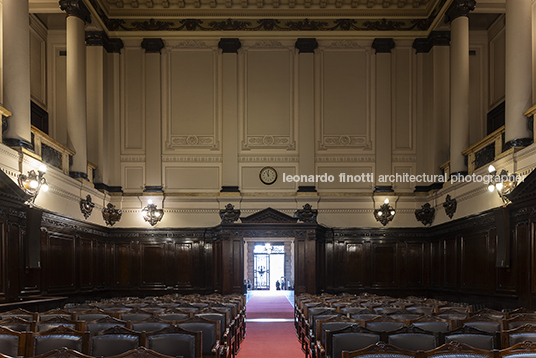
29,0,506,37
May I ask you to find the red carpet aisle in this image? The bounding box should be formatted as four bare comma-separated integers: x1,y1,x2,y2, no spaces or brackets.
237,291,303,358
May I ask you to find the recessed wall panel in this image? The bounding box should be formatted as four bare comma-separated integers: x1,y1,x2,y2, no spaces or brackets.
243,44,295,150
168,49,216,151
318,44,372,151
164,166,219,190
393,47,414,152
123,48,144,152
123,165,144,191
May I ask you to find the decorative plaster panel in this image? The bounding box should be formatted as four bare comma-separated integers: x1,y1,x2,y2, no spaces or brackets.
122,47,145,153
241,41,296,151
317,41,373,151
392,46,416,153
164,165,220,191
164,42,220,151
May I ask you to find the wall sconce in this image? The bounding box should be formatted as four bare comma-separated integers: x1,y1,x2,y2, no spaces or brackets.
374,198,396,226
487,165,518,205
141,200,164,226
18,165,49,204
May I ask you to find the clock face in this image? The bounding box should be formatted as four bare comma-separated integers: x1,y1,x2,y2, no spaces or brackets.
260,167,277,185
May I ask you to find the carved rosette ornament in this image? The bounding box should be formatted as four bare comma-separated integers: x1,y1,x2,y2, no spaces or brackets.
102,203,122,226
59,0,91,23
294,203,318,223
415,203,435,226
219,203,240,223
80,194,95,219
443,194,457,219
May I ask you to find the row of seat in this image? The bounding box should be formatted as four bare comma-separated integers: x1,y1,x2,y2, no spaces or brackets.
0,322,211,358
0,346,185,358
0,293,246,358
340,340,536,358
294,293,536,358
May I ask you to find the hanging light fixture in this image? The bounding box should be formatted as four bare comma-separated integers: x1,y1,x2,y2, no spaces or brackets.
18,165,49,204
373,198,396,226
141,199,164,226
487,164,518,205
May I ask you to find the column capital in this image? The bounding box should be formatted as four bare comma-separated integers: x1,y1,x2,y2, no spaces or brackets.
295,38,318,53
86,31,124,53
445,0,476,23
141,38,165,53
218,38,242,53
372,38,395,54
59,0,91,23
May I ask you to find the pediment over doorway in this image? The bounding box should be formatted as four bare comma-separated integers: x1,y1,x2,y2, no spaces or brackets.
240,208,298,224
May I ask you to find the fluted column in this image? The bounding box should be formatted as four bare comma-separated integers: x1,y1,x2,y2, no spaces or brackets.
59,0,91,179
504,0,533,149
446,0,475,177
2,0,32,149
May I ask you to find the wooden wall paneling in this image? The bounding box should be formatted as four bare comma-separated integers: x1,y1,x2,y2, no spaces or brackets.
305,234,317,294
460,231,494,293
113,242,134,289
495,219,516,294
176,242,193,289
106,242,115,288
345,241,366,289
6,222,21,301
78,236,94,292
324,237,334,290
213,239,222,293
405,242,425,288
232,238,244,293
0,219,5,303
164,241,176,289
204,239,214,293
430,240,443,287
139,242,167,290
443,237,458,289
515,221,531,308
316,235,325,293
94,240,107,289
46,233,76,294
220,236,244,295
371,242,397,288
295,238,306,294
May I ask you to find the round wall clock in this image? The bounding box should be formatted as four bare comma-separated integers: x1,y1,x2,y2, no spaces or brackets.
259,166,277,185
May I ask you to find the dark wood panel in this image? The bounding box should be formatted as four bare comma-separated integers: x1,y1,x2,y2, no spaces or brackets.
0,220,6,303
78,237,93,291
444,238,457,289
406,242,425,287
430,241,442,287
46,233,76,294
140,243,167,289
345,242,365,288
371,243,397,288
114,243,132,288
461,232,493,292
94,241,107,289
176,243,192,287
295,239,306,294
